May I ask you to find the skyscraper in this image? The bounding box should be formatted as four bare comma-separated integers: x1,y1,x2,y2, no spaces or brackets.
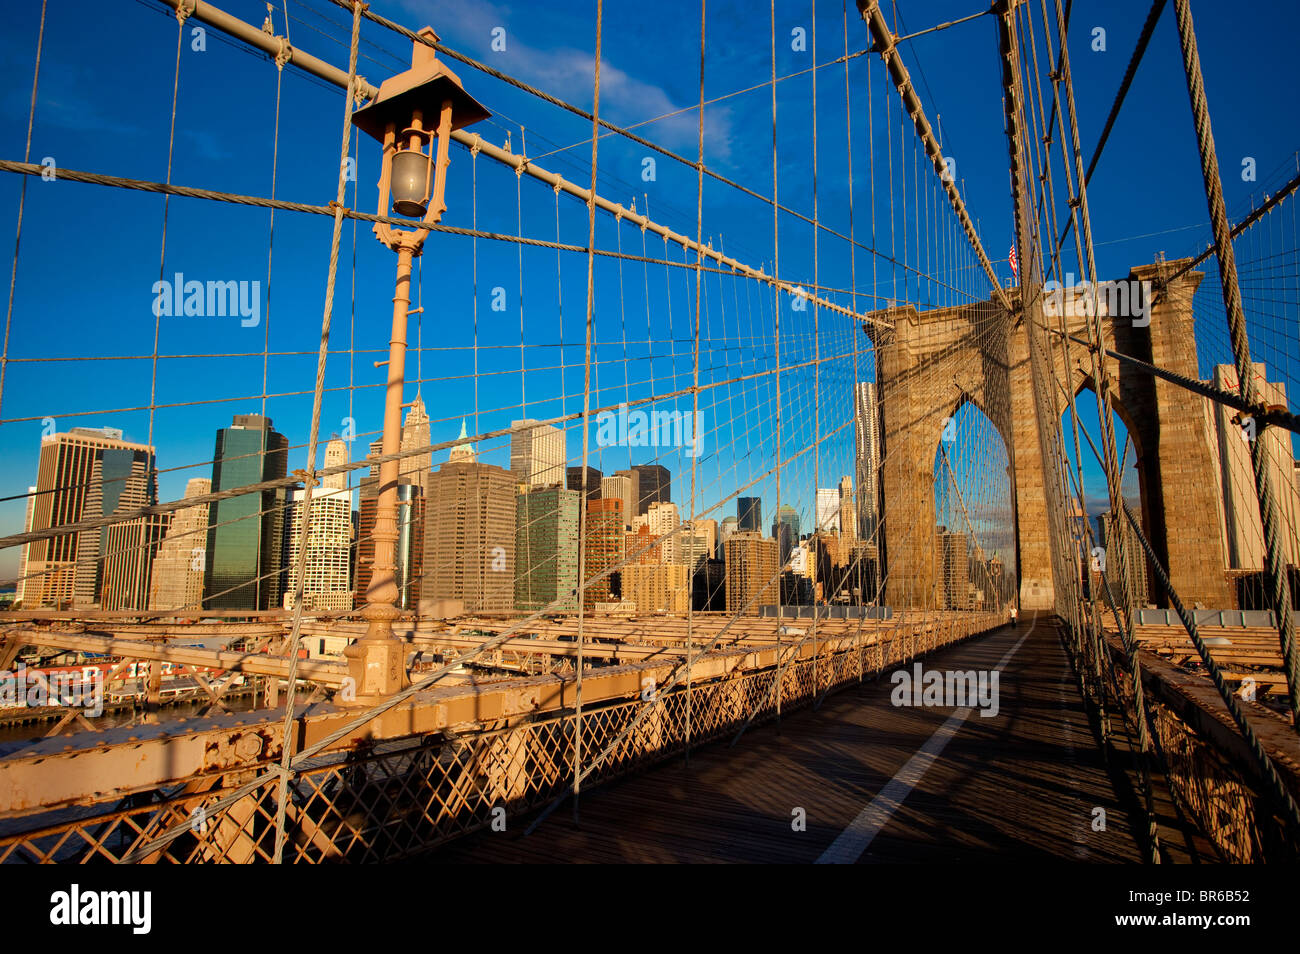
149,477,211,612
677,521,712,569
20,427,157,608
695,518,719,559
101,513,170,611
626,523,660,564
773,504,801,539
423,426,516,613
1096,512,1150,608
935,525,972,609
14,486,35,608
399,394,431,492
394,485,424,610
737,496,762,533
839,475,858,544
322,436,350,491
854,381,882,542
622,563,688,614
356,403,430,606
614,468,641,519
631,464,670,515
601,474,634,529
816,488,840,532
646,500,680,565
725,532,779,615
354,438,385,607
204,415,289,610
584,497,625,607
282,484,354,612
515,486,580,612
566,465,603,503
773,522,795,567
772,505,800,566
510,419,566,489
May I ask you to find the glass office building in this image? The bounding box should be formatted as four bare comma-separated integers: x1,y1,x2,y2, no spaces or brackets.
204,415,289,610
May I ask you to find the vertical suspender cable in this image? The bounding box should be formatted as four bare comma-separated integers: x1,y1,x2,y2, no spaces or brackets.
272,0,363,864
0,0,47,423
573,0,604,820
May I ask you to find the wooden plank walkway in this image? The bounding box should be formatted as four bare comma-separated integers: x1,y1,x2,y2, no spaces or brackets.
429,616,1163,863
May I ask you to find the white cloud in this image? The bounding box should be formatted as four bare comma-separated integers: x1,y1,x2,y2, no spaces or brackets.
392,0,734,162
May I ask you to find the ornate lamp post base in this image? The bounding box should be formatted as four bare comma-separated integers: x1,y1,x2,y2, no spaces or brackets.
343,605,411,703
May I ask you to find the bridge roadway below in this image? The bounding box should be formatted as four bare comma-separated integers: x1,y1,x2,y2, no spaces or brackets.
431,615,1188,863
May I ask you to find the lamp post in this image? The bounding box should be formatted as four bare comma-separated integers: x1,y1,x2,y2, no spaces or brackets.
344,27,489,703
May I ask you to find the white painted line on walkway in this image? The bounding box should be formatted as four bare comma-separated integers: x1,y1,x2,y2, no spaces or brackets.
815,628,1030,864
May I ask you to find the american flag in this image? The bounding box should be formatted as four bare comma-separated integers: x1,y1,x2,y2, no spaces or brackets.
1008,242,1018,279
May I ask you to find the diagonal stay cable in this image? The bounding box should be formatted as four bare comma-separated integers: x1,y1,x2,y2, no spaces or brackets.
1120,501,1300,833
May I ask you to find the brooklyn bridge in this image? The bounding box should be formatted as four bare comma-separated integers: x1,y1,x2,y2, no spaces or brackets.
0,0,1296,869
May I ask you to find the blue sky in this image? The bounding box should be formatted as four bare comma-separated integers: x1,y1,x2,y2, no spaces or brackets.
0,0,1296,582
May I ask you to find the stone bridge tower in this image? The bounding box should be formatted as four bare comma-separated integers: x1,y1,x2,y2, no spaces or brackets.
866,258,1232,613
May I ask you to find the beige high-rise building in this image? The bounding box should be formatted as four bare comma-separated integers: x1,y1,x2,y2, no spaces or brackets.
102,513,171,611
322,437,350,491
21,427,156,609
724,532,779,615
935,526,972,610
14,486,35,608
614,468,642,520
1097,511,1151,608
355,438,384,606
601,474,634,528
623,563,689,614
423,428,516,613
854,381,882,541
676,523,712,569
646,500,680,565
282,485,354,612
1209,364,1300,569
149,478,212,612
400,394,431,492
510,418,565,489
839,475,858,544
696,518,719,559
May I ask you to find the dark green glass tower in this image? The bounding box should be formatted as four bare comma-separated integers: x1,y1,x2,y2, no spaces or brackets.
204,415,289,610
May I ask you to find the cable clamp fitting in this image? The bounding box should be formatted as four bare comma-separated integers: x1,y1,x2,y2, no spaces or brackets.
274,37,293,71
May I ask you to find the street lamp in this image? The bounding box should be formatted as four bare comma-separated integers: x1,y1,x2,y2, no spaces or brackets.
344,27,489,704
